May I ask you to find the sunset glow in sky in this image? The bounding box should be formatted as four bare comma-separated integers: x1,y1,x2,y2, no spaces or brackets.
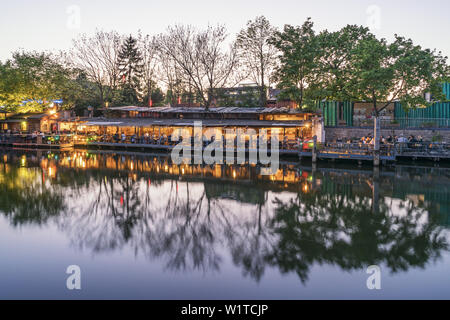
1,0,449,61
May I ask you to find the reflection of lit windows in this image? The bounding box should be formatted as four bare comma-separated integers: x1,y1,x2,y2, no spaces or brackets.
302,183,309,193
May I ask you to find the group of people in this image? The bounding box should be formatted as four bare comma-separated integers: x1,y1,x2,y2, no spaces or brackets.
108,132,175,145
353,134,424,146
100,132,299,150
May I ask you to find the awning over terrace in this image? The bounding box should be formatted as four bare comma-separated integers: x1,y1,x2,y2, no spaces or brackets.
82,118,308,128
107,106,311,115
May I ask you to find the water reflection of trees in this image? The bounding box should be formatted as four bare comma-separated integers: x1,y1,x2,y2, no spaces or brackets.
0,164,65,226
0,152,449,284
268,188,448,283
49,168,450,283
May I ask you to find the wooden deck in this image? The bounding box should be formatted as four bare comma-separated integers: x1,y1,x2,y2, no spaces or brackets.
299,150,396,161
2,136,449,164
299,142,450,162
0,141,73,150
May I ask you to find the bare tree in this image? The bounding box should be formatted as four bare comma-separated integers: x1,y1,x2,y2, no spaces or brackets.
157,48,186,106
138,32,161,106
156,24,242,109
70,30,122,107
236,16,278,107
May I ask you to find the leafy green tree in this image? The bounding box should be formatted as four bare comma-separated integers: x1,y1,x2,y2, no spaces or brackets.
0,60,21,110
0,51,77,113
319,27,449,152
315,25,374,100
63,70,104,115
269,18,323,109
117,35,144,105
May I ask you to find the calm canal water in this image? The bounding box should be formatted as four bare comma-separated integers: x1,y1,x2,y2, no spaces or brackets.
0,150,449,299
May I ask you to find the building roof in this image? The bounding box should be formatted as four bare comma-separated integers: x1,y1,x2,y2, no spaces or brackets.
107,106,151,112
1,119,24,123
108,106,315,115
82,117,308,128
27,113,49,119
0,113,48,122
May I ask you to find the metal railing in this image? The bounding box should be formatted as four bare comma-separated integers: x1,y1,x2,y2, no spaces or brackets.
316,141,450,157
2,133,448,158
75,133,307,151
317,142,396,156
0,133,74,145
342,118,450,129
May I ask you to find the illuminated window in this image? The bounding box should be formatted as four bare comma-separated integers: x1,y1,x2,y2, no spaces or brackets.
21,121,28,132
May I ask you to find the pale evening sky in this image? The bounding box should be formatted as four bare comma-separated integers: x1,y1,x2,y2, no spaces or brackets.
0,0,449,61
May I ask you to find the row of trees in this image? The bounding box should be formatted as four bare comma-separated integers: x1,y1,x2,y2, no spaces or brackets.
1,16,449,119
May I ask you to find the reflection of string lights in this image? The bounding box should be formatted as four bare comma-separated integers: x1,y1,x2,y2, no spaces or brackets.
48,166,57,178
39,152,304,186
302,183,309,193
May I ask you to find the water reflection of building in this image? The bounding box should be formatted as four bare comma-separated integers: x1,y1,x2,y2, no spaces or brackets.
2,150,450,226
52,151,309,194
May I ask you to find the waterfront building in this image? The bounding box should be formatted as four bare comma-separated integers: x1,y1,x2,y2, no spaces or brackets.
75,106,323,144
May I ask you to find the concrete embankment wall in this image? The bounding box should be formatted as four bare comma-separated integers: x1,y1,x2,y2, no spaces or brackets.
325,127,450,142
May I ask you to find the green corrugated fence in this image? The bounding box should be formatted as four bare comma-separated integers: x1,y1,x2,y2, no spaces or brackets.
444,82,450,100
394,83,450,127
319,101,353,127
394,101,450,127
